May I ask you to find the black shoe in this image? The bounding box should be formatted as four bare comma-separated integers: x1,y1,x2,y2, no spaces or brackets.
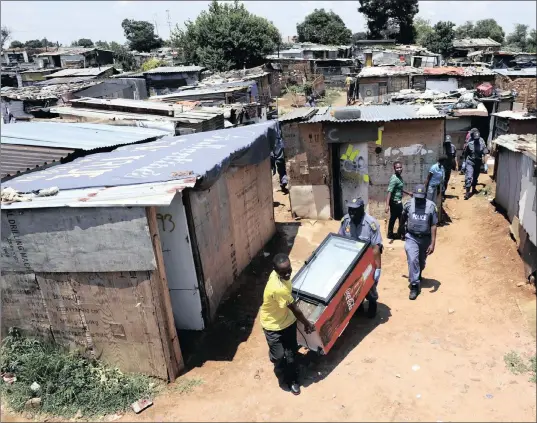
387,232,395,240
464,193,470,200
289,382,301,395
367,301,377,318
409,285,420,300
472,187,478,194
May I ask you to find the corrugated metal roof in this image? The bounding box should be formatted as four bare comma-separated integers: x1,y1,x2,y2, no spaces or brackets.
453,38,501,48
493,134,536,161
1,144,75,179
35,48,113,57
0,179,197,209
150,84,251,100
278,108,318,122
45,66,115,78
1,122,169,150
492,110,537,120
71,97,177,113
423,66,496,76
358,66,422,77
36,76,97,85
306,105,444,123
144,66,205,74
494,67,537,77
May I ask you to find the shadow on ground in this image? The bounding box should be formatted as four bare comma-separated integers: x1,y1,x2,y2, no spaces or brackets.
298,302,392,387
178,222,301,369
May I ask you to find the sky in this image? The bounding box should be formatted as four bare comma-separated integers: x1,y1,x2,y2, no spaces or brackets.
1,1,536,45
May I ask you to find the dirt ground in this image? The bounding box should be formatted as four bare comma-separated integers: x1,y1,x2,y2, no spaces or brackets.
3,172,536,422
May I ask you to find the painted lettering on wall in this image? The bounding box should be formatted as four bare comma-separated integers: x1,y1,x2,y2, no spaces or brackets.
156,213,176,232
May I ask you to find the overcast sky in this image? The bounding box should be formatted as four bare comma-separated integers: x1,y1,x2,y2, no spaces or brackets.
2,1,536,45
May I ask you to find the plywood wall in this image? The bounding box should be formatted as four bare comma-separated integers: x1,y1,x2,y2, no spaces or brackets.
367,119,444,217
187,158,275,321
0,207,181,380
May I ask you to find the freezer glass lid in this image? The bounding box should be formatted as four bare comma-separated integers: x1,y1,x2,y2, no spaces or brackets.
292,234,367,303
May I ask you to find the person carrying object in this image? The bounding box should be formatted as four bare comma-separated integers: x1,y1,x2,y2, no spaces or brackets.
338,197,383,318
260,253,315,396
401,185,438,300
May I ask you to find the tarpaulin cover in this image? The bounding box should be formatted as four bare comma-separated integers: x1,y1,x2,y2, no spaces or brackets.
3,121,276,192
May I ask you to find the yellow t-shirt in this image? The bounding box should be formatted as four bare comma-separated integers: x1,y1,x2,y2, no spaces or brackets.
260,271,297,331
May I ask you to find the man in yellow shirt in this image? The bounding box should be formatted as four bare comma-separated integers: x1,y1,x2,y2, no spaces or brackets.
260,253,315,395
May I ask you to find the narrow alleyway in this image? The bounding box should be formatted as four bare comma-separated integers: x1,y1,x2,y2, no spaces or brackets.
116,172,536,422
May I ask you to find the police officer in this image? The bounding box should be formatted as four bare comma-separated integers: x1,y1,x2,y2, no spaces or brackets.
338,198,383,317
463,129,489,200
401,185,438,300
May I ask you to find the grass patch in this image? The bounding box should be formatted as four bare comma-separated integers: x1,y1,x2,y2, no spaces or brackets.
0,328,159,419
504,351,537,382
171,377,203,395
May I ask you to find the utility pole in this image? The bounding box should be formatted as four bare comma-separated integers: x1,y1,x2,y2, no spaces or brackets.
153,14,159,36
166,9,173,38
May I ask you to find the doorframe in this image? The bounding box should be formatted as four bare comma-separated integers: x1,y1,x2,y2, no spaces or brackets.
331,143,344,220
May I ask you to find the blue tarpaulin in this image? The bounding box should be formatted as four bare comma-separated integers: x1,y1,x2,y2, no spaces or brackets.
4,121,277,192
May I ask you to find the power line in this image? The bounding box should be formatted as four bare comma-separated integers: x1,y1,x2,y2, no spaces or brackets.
166,9,173,37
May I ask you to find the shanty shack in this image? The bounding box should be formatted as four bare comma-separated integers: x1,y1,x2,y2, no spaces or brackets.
1,122,277,379
279,105,445,219
357,66,419,103
492,134,537,282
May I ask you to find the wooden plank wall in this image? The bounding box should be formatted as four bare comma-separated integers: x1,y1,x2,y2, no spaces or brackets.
187,158,275,321
0,206,182,381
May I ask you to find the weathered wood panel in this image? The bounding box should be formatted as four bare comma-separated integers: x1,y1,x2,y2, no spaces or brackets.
188,158,275,321
1,207,155,273
0,272,51,339
35,271,169,379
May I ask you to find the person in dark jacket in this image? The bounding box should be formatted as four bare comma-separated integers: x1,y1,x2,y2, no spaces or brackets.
271,123,289,193
463,129,489,200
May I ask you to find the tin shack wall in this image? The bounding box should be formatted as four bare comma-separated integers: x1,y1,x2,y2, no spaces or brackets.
0,206,179,380
186,158,275,322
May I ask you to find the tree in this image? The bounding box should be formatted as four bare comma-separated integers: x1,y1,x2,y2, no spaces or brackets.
141,57,167,72
414,17,433,45
296,9,352,45
528,29,536,53
74,38,94,48
422,21,456,57
455,19,505,43
358,0,419,44
352,32,368,44
122,19,163,52
506,24,529,51
172,1,281,71
24,39,44,48
108,41,137,71
455,21,475,39
1,26,11,50
9,40,24,49
95,40,111,49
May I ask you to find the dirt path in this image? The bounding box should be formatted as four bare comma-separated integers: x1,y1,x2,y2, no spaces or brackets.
5,173,535,422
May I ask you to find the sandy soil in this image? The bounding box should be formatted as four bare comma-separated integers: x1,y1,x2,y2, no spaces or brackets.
4,172,536,422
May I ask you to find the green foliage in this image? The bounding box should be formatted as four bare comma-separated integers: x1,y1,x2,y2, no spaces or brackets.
528,29,537,53
352,32,368,44
95,40,111,49
24,39,43,48
414,17,433,45
358,0,418,44
296,9,352,45
75,38,94,48
171,377,204,394
108,41,137,71
422,21,456,57
454,19,505,44
171,0,281,72
506,24,536,52
122,19,163,52
9,40,24,49
0,329,158,418
1,26,11,50
141,58,167,72
504,351,536,382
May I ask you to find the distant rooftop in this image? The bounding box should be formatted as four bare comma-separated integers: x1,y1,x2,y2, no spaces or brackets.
494,67,537,77
143,66,206,74
453,38,501,48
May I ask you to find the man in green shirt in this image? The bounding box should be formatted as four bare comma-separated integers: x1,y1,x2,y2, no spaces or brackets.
385,161,413,240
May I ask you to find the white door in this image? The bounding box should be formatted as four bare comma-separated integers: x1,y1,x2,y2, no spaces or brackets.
339,142,369,211
157,192,204,330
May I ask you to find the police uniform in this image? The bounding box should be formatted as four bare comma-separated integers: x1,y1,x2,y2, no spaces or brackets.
402,185,438,299
443,135,456,192
463,136,489,198
338,198,383,303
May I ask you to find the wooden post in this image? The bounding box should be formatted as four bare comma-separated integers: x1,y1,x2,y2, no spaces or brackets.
146,206,184,381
